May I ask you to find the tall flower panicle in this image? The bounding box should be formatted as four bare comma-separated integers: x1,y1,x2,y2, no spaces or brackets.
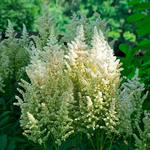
16,36,74,146
118,70,148,136
91,27,121,89
65,25,121,136
65,25,87,65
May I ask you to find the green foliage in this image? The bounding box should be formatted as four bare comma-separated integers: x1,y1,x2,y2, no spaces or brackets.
133,111,150,150
119,0,150,110
0,0,41,32
42,0,138,43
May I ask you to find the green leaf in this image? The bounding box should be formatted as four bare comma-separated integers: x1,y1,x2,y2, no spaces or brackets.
0,134,7,150
141,61,150,67
136,2,150,10
0,114,11,128
7,139,16,150
123,31,136,42
138,39,150,49
119,44,129,54
0,111,11,119
127,14,145,23
107,31,120,39
128,0,139,6
133,15,150,36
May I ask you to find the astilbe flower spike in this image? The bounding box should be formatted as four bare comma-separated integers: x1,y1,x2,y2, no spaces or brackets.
118,70,148,137
65,25,121,136
15,37,74,146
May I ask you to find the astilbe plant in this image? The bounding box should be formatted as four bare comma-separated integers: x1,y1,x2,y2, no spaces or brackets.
16,24,148,149
0,21,29,94
118,71,148,137
15,36,74,148
133,111,150,150
65,25,121,137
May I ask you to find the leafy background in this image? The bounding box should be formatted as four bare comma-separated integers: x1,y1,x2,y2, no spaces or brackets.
0,0,149,149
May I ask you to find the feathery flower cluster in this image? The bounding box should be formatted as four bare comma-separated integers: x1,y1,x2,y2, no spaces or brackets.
16,25,148,148
118,71,148,137
16,37,74,145
133,111,150,150
0,21,29,93
65,25,121,136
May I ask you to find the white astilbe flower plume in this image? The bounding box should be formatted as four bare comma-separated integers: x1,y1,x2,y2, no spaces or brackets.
16,36,74,146
65,25,87,65
26,60,48,86
65,25,121,136
91,27,121,89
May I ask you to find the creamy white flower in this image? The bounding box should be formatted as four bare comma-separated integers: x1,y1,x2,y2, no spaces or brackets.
90,27,121,87
27,112,37,124
26,60,48,86
86,96,93,110
66,25,87,65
